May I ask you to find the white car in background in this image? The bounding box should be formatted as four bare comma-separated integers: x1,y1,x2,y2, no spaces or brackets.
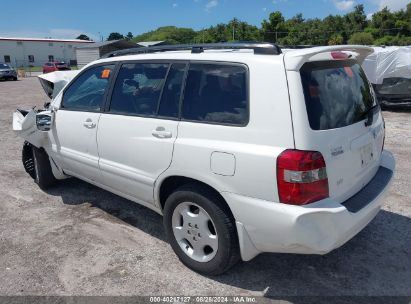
13,43,395,275
362,46,411,109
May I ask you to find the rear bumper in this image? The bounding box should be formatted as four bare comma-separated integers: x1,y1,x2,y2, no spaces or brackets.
222,150,395,261
377,93,411,109
380,99,411,109
0,74,16,79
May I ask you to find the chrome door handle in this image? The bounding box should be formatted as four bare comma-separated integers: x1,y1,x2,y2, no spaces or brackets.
83,119,96,129
152,127,172,139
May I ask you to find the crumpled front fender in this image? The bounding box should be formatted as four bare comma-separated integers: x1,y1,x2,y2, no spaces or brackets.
12,108,49,148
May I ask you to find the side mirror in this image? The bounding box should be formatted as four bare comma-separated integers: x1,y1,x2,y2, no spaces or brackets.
36,112,53,132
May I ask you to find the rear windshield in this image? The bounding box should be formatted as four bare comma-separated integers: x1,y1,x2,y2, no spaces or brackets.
300,60,376,130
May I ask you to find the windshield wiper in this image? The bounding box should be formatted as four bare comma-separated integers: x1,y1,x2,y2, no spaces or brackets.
363,104,379,127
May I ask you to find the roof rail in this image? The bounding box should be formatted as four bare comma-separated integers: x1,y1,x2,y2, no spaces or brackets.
279,45,314,49
102,42,282,58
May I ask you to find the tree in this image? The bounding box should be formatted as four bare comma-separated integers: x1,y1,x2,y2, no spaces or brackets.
328,34,344,45
348,32,374,45
371,7,396,38
107,32,124,41
261,11,286,42
323,15,347,43
279,14,306,45
374,35,411,46
76,34,90,41
345,5,368,34
133,26,196,44
129,5,411,47
234,20,261,41
126,32,133,40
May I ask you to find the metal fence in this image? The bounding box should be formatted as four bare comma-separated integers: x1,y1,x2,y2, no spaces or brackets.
11,59,78,77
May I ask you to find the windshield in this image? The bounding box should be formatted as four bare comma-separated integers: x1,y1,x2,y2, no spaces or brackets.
300,60,376,130
0,64,10,69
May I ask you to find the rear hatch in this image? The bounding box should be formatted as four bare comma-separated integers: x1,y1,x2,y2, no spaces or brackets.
284,46,385,203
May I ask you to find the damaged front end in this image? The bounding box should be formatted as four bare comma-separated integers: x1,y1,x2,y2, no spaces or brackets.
13,108,52,148
13,70,78,181
13,108,57,181
13,70,78,146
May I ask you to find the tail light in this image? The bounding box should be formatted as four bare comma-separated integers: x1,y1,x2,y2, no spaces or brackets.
277,150,329,205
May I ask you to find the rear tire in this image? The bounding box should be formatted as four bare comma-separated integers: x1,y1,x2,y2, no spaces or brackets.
31,146,57,190
163,184,240,275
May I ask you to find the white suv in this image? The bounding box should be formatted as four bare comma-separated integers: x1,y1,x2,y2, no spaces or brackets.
13,43,395,275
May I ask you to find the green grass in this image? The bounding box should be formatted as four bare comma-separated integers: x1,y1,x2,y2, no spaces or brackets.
19,66,42,72
18,66,78,72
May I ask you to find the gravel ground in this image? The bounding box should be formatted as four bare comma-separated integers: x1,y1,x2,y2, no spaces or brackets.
0,77,410,298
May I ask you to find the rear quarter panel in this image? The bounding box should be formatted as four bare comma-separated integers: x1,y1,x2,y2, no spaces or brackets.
157,57,294,203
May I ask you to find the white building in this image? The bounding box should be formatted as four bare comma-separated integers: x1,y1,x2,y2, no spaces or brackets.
0,37,94,68
75,40,137,68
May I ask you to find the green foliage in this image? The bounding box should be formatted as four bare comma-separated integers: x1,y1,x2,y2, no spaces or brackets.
127,5,410,46
107,32,125,41
374,35,411,46
348,32,374,45
344,5,368,33
76,34,90,41
131,21,259,45
261,11,286,42
194,19,260,43
328,34,344,45
126,32,133,41
132,26,197,44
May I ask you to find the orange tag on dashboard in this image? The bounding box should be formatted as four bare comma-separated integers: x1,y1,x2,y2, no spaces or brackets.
101,69,111,78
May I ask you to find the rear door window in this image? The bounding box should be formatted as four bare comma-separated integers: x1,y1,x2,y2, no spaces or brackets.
182,63,248,125
300,61,376,130
158,63,186,118
110,63,169,116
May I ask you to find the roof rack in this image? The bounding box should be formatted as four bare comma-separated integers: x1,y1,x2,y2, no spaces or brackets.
279,45,314,49
102,42,282,58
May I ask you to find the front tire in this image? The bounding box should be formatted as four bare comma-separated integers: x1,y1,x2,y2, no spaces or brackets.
31,146,57,190
163,184,240,275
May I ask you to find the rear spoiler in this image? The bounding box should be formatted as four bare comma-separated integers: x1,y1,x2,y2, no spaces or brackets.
284,45,374,71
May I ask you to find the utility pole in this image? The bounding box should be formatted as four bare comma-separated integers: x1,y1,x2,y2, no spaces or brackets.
233,24,235,41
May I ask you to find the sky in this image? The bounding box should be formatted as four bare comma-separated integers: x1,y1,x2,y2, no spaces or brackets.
0,0,409,41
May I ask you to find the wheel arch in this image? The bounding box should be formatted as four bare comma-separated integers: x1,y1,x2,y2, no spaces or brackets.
157,175,236,222
22,141,67,180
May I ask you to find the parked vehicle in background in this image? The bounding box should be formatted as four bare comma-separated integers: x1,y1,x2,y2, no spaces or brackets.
42,61,71,74
362,46,411,109
0,63,17,81
13,43,395,275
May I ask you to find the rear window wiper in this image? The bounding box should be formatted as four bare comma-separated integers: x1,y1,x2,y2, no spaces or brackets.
363,104,379,127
